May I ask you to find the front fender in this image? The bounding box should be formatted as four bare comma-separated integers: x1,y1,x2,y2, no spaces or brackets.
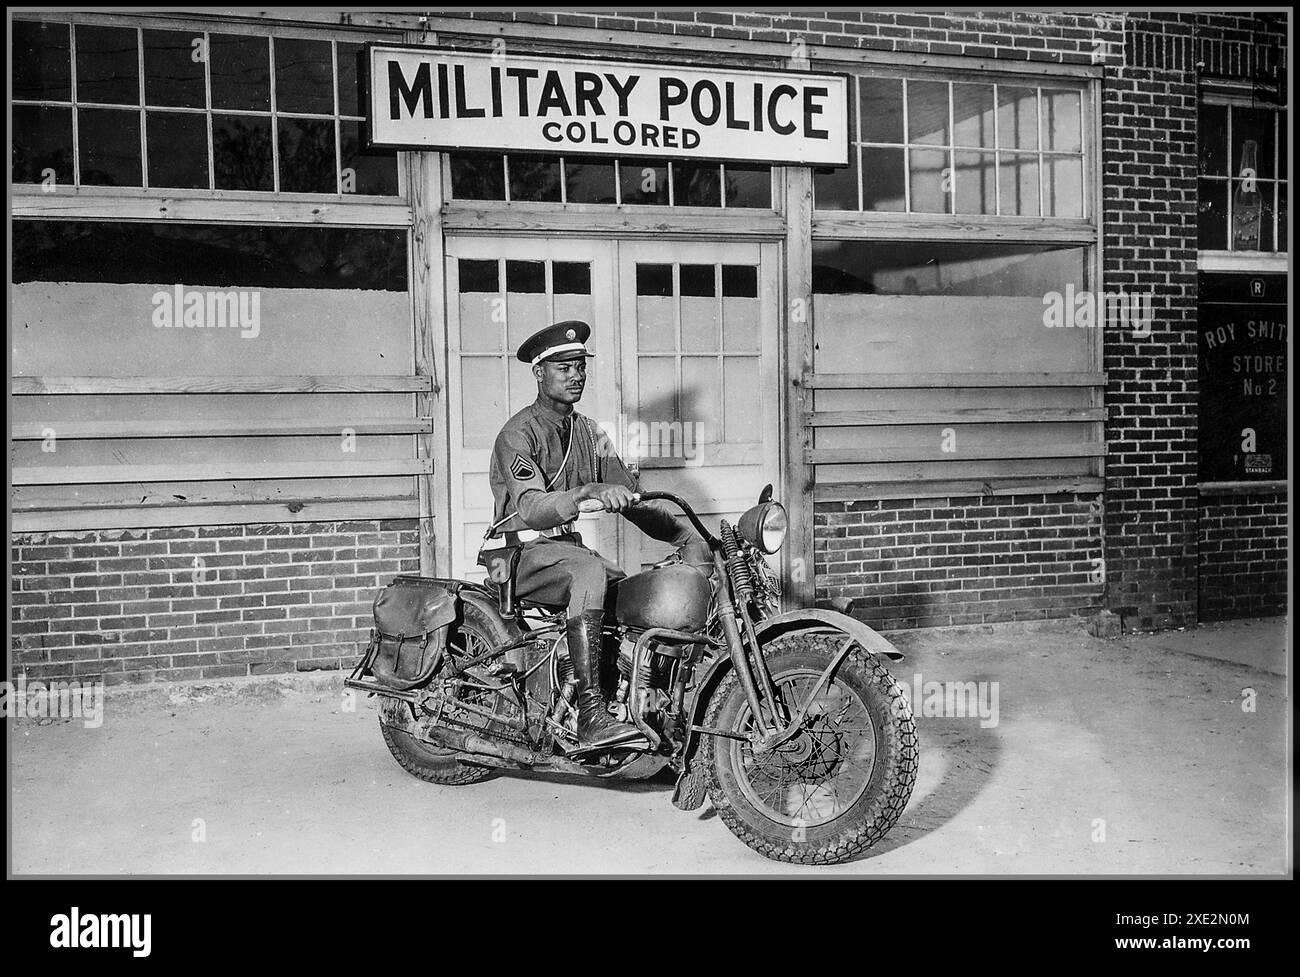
679,609,902,768
753,608,904,662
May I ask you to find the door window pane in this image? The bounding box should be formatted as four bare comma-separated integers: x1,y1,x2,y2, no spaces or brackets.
724,357,761,442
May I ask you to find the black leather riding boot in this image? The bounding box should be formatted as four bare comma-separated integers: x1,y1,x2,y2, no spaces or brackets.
567,610,640,749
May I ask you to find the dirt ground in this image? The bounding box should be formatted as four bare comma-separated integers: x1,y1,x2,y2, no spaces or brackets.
8,616,1289,875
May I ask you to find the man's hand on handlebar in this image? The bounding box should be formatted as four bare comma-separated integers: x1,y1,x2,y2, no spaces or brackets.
576,483,640,513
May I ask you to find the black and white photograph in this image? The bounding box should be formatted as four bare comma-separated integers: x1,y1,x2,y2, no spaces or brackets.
5,3,1291,915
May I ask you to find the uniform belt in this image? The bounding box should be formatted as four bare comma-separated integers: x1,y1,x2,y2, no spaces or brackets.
505,522,576,545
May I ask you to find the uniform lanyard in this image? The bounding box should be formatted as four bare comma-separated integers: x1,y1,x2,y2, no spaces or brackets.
484,414,578,539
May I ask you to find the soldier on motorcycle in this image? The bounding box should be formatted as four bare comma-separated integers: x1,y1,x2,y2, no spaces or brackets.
487,320,697,751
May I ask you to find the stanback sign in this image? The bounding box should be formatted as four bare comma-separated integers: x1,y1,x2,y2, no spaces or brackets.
366,46,849,166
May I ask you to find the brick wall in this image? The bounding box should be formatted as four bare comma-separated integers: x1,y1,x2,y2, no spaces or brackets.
1100,13,1286,630
1099,14,1201,631
10,521,419,685
814,494,1103,629
1198,491,1288,621
459,9,1124,64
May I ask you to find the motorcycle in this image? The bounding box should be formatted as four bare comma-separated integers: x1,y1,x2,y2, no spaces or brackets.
346,485,918,864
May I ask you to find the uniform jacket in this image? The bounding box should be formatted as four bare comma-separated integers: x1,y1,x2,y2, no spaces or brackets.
488,398,693,546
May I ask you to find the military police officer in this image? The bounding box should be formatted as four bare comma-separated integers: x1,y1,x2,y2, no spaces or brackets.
487,320,696,750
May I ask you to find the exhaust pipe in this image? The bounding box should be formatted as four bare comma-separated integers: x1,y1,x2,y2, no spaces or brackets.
422,723,540,766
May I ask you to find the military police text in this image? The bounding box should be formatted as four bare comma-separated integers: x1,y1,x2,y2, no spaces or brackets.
387,62,833,151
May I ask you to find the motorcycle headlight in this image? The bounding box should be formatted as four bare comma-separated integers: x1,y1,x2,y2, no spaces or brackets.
738,501,788,554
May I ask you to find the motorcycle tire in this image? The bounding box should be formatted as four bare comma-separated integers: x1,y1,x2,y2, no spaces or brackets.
379,595,522,787
700,632,918,865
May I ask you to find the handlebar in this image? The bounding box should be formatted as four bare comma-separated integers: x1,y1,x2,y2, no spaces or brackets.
577,490,720,549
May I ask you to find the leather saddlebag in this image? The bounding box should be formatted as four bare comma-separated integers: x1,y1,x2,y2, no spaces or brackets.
364,577,457,690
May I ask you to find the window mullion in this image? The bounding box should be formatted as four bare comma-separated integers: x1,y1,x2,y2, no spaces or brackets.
901,78,911,212
70,22,81,187
204,31,214,191
137,26,148,189
332,39,343,196
268,35,280,193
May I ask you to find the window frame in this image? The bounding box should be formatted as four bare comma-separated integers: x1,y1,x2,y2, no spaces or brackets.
10,11,406,202
808,60,1096,231
1196,90,1288,268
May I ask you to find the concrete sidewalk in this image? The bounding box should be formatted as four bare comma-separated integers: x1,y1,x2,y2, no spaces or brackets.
8,616,1290,875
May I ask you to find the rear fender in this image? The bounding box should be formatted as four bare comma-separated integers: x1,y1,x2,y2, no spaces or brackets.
680,609,903,768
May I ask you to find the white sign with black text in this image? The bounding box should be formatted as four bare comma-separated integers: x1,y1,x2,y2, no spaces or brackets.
366,45,849,166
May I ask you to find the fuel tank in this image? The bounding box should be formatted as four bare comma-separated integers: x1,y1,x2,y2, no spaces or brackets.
614,563,711,632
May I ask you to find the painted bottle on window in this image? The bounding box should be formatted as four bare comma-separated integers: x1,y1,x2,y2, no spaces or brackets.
1231,139,1262,251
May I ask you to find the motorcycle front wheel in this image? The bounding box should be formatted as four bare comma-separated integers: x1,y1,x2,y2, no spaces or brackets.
700,632,917,864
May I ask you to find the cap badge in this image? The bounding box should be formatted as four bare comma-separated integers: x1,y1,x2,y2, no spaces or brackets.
566,328,576,340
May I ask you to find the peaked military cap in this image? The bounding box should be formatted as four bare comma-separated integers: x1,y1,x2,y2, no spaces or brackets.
516,320,594,365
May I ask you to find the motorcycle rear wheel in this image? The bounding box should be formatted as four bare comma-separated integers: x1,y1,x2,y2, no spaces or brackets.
379,596,522,787
701,632,917,864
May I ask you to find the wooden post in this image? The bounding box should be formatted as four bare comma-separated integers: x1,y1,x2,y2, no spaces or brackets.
781,163,816,611
404,29,449,578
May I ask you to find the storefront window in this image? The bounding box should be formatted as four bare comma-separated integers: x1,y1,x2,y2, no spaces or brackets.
1197,99,1287,253
814,72,1087,218
11,18,399,195
449,152,772,208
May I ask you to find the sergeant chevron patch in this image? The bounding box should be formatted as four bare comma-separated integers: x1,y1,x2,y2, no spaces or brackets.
510,453,536,480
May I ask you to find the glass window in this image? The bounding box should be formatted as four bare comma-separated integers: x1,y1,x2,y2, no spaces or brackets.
631,261,764,451
815,71,1088,219
75,24,139,105
448,153,771,208
13,220,408,291
1197,99,1287,253
10,18,398,196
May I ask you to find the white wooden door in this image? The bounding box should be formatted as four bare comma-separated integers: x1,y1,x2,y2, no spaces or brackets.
615,240,782,573
444,238,619,580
